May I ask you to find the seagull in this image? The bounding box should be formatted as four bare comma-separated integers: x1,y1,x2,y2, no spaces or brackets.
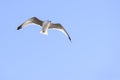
17,17,71,42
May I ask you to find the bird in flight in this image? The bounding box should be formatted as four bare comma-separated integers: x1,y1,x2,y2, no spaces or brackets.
17,17,71,42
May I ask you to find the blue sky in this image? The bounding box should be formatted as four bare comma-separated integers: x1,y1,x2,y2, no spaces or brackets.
0,0,120,80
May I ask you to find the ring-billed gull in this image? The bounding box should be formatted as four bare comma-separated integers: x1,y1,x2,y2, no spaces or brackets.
17,17,71,42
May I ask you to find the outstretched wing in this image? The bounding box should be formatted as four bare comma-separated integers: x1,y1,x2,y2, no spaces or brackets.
49,23,71,42
17,17,43,30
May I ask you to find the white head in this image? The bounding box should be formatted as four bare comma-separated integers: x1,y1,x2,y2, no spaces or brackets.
40,30,48,35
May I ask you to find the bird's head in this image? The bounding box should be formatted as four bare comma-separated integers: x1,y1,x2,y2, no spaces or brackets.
40,30,48,35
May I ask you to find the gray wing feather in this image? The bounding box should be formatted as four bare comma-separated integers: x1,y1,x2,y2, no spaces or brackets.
49,23,71,41
17,17,43,30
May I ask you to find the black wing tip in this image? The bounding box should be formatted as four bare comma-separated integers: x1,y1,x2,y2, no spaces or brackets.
17,26,22,30
68,36,72,42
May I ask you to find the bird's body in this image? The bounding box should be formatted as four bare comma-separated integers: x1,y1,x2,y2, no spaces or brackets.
17,17,71,42
40,20,51,35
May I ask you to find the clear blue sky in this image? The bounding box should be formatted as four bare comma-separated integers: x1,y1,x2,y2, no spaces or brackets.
0,0,120,80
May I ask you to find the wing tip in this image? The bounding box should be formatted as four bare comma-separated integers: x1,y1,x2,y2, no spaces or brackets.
68,36,72,42
17,26,22,30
